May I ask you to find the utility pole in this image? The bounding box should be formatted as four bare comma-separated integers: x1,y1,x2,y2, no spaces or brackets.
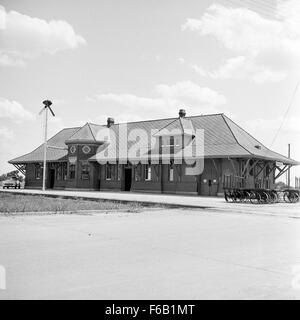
288,143,291,189
38,100,55,191
42,106,48,191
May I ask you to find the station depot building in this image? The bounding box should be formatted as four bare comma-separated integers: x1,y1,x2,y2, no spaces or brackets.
9,110,299,196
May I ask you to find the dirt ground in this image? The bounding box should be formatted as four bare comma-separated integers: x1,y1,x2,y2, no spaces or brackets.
0,207,300,300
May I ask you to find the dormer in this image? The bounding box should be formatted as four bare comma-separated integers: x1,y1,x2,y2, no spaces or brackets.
153,109,195,151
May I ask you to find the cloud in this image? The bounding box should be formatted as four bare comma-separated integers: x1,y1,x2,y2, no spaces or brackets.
182,1,300,83
190,64,207,77
155,81,226,105
0,5,86,66
0,97,35,122
209,56,286,83
0,126,13,140
88,80,227,123
0,126,14,151
177,58,208,77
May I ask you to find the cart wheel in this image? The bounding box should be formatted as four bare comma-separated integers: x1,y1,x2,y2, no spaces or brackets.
250,191,260,204
260,192,269,204
224,192,229,202
245,192,251,202
284,191,292,203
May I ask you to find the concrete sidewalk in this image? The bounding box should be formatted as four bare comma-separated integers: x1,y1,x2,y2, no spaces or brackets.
1,188,300,218
1,209,300,299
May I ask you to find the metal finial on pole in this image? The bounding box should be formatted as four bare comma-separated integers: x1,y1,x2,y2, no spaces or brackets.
39,100,55,191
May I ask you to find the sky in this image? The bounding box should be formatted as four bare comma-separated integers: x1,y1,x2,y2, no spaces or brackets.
0,0,299,185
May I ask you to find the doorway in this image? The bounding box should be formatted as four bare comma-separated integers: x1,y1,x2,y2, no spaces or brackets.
124,168,132,191
49,169,55,189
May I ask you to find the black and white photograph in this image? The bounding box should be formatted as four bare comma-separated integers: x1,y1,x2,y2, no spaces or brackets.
0,0,300,302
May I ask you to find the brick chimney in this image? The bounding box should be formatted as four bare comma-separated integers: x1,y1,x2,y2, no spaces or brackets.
179,109,186,118
107,117,115,128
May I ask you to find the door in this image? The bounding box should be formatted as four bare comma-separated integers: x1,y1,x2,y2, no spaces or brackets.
49,169,55,189
199,160,219,196
124,168,132,191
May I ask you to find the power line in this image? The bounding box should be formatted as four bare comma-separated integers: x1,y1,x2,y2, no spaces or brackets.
270,79,300,147
219,0,277,19
221,0,300,21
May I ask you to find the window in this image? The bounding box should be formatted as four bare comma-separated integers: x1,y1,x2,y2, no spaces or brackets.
144,164,152,181
117,164,121,181
56,163,67,181
162,136,175,147
69,164,76,179
62,163,67,180
266,164,271,177
106,164,112,180
35,164,42,180
135,164,142,181
56,163,62,181
169,161,174,182
170,136,174,147
81,161,90,180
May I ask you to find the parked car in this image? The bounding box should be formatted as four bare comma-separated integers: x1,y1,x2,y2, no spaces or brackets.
2,176,21,189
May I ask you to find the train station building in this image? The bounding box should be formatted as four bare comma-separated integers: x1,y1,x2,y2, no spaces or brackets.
9,110,299,196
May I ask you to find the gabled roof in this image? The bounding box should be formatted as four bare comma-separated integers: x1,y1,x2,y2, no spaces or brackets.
9,113,299,165
9,127,80,164
65,122,105,144
153,117,195,137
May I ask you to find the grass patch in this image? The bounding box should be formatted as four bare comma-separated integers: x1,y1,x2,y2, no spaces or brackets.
0,192,151,215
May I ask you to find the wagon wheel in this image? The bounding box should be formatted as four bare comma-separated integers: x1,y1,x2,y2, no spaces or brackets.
290,192,299,203
283,191,292,203
224,191,230,202
235,190,242,202
245,191,251,203
270,191,278,203
260,192,270,204
250,191,260,204
241,191,248,202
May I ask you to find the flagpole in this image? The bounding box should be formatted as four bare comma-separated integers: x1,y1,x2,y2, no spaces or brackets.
42,107,48,191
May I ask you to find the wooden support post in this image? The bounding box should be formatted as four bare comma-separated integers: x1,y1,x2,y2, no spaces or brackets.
275,164,290,180
12,164,26,176
248,159,259,175
254,162,267,179
228,157,237,175
241,159,250,177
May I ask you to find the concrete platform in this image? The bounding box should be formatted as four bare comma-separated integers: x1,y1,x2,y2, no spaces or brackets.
1,188,300,218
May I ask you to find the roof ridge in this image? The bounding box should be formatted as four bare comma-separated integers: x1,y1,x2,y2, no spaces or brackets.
87,122,97,142
221,114,252,156
67,123,87,140
87,122,106,127
66,122,97,142
156,118,180,133
105,112,225,126
220,115,297,163
223,114,270,151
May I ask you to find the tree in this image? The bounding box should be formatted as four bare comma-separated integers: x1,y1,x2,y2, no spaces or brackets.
274,181,287,190
0,170,24,182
